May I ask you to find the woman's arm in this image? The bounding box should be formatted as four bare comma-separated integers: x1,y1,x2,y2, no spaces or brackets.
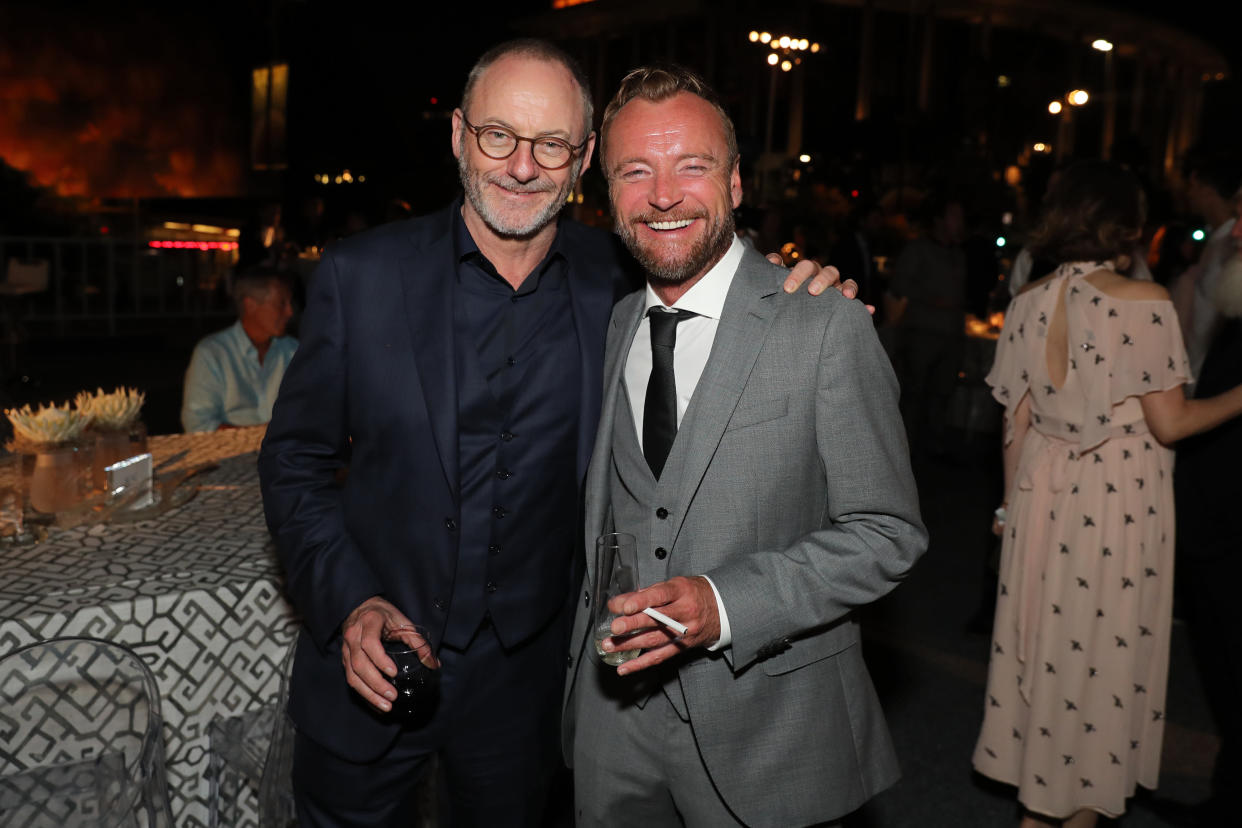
1140,382,1242,445
994,392,1032,535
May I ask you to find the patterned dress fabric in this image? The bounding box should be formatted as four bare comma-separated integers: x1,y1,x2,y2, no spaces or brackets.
972,262,1191,818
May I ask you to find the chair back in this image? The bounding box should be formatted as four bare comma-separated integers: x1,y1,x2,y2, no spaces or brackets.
0,637,174,827
2,259,50,294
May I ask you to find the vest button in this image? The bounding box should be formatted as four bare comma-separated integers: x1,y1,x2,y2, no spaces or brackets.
567,653,574,666
654,547,668,560
433,597,446,610
506,356,516,367
500,430,515,441
492,505,507,519
486,581,498,594
444,518,457,531
656,507,669,519
583,590,590,606
488,544,501,555
496,468,513,480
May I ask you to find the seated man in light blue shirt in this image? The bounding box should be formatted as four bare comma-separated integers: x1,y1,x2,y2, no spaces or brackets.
181,267,298,432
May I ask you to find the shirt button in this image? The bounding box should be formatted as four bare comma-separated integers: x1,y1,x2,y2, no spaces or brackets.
656,507,669,519
486,581,498,593
496,468,513,480
583,591,590,607
492,506,507,519
500,430,515,442
566,653,574,666
444,518,457,531
488,544,501,555
654,546,668,560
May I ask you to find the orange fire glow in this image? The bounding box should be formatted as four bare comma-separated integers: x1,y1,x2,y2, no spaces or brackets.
0,13,245,200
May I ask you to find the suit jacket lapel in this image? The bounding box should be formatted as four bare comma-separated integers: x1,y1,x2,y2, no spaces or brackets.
563,235,617,485
671,250,778,546
583,290,645,582
400,228,460,502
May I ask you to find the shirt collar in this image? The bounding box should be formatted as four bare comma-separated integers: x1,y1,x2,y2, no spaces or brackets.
228,319,258,358
644,235,744,320
451,196,566,293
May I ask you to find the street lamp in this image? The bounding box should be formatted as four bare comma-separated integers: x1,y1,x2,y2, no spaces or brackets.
1068,89,1089,106
1092,39,1113,52
747,29,820,155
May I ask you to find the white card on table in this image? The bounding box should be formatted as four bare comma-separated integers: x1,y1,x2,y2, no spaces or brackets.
106,452,154,509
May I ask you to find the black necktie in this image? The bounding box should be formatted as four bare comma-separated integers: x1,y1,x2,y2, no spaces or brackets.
643,307,696,479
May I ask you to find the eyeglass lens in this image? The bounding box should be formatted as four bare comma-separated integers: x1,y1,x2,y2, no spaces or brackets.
473,124,575,169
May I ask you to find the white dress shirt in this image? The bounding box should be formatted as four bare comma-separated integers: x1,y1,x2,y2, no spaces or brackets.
622,235,745,649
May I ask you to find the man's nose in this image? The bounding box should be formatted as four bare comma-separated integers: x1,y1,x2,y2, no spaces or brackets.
648,170,683,210
505,141,540,183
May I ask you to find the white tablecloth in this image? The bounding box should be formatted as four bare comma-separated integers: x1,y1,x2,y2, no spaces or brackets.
0,426,297,827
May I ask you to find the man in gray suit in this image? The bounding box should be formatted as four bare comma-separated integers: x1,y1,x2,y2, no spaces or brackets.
562,65,928,827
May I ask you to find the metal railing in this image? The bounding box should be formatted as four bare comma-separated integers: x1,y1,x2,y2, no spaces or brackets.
0,236,236,336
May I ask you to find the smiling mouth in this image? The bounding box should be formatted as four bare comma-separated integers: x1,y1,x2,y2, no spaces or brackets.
645,218,697,231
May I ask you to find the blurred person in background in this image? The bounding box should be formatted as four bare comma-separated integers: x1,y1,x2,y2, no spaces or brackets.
975,160,1242,828
1175,148,1242,381
1173,207,1242,825
181,266,296,432
884,192,967,458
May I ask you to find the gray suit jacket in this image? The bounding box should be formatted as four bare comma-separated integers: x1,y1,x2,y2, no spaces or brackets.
563,247,928,826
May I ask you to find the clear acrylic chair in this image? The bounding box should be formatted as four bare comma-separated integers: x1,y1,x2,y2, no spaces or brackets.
207,638,297,828
0,636,175,827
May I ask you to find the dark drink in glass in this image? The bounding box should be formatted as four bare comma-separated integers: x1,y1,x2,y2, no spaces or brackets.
383,633,440,726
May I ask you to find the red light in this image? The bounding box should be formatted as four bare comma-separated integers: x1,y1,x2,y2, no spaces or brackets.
851,189,859,198
430,97,438,105
100,226,110,234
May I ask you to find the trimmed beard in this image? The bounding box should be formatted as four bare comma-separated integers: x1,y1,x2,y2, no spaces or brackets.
457,135,581,239
616,209,736,286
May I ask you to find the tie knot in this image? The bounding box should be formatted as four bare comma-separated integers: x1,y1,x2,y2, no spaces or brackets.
647,307,696,348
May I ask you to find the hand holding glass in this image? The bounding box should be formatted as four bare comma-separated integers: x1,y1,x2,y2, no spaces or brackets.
593,532,642,666
382,625,439,723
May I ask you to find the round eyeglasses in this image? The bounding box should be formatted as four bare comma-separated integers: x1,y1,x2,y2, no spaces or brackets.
461,114,591,171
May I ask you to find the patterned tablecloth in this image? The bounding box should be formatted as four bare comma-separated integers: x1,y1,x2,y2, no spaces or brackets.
0,426,298,827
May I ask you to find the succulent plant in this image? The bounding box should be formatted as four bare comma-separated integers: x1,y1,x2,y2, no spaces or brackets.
75,387,145,430
5,402,91,446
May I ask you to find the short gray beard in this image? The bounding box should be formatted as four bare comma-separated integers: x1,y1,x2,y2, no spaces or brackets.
616,210,736,285
457,135,581,239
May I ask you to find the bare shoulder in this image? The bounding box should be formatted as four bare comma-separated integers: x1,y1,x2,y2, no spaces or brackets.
1085,270,1170,303
1017,271,1057,296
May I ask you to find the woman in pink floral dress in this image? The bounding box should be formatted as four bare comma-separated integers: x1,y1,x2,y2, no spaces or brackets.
973,161,1242,827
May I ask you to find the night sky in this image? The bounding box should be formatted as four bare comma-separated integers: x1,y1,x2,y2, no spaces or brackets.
0,0,1236,207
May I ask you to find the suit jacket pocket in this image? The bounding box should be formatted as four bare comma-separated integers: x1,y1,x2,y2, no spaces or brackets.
761,619,859,676
724,394,788,432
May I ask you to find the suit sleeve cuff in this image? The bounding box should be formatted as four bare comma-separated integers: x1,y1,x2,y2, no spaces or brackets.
702,575,732,651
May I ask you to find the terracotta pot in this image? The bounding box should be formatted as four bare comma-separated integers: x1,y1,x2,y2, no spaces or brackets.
91,423,148,491
29,446,83,513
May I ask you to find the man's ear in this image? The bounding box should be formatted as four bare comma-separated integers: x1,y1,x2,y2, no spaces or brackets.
578,130,597,179
451,109,465,161
730,158,743,209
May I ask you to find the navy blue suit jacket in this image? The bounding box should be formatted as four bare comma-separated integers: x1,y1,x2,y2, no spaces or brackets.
258,203,636,761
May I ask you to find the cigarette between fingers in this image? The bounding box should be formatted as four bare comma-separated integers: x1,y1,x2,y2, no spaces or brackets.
642,607,688,635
